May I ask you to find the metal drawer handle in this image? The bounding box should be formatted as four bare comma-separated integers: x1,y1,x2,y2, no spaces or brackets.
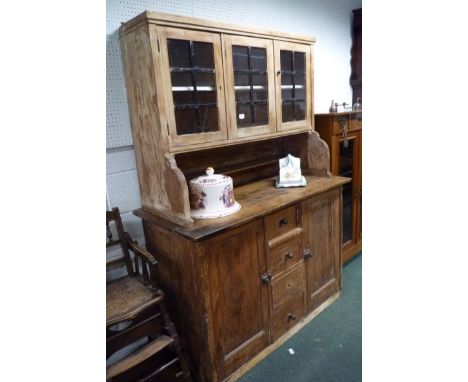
288,313,297,322
304,241,313,259
279,218,288,227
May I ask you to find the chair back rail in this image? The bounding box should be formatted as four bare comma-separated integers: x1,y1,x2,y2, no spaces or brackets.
107,207,158,290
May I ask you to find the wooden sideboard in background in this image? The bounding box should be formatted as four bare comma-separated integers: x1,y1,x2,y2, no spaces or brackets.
315,111,361,263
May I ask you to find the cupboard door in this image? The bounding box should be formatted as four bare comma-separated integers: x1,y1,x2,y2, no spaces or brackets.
301,189,341,313
205,220,270,380
159,27,227,147
223,36,276,138
274,41,312,132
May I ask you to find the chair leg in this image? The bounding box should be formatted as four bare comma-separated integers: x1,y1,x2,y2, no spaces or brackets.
159,303,192,381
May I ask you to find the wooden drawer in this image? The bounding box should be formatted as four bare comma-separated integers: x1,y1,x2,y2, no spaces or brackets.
271,261,305,310
332,115,361,135
332,115,348,135
269,230,302,275
265,205,298,240
271,292,305,340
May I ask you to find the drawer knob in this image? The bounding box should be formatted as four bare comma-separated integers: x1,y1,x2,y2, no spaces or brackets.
288,313,297,322
285,251,294,260
279,218,288,227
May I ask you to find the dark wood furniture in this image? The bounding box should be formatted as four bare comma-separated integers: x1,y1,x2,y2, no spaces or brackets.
119,11,351,382
106,207,191,381
350,8,362,105
315,111,362,263
136,173,348,382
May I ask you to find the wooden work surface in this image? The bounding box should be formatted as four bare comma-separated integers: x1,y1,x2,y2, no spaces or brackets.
135,175,350,242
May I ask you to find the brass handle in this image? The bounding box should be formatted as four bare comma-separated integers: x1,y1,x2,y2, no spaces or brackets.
279,218,288,227
261,272,272,284
285,251,294,260
288,313,297,322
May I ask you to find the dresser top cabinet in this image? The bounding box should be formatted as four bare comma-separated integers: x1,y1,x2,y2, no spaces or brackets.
120,11,315,154
119,11,322,228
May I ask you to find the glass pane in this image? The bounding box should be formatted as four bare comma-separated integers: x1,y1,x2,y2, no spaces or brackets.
199,106,218,132
280,50,293,71
295,101,306,120
340,137,354,241
198,91,217,104
175,108,197,135
168,39,190,68
196,72,217,103
342,182,353,243
254,103,268,125
237,104,252,127
232,46,249,71
192,42,214,68
196,72,215,88
281,74,293,100
173,91,194,105
339,139,354,178
234,73,250,87
294,74,306,99
252,74,267,101
171,71,192,87
282,102,293,122
250,47,266,71
294,51,305,73
235,89,250,103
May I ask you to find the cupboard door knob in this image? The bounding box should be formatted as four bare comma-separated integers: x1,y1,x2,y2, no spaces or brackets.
285,251,294,260
288,313,296,322
261,272,272,284
277,70,281,76
304,248,313,259
279,218,288,226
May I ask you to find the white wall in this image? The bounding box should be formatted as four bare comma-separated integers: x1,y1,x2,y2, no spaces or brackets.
106,0,362,254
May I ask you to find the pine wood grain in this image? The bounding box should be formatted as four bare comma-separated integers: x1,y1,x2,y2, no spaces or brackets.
120,11,316,44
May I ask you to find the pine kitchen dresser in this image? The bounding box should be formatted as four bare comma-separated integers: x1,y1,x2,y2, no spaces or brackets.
119,11,350,381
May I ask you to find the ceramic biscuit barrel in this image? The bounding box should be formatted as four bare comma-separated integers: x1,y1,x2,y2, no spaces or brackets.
189,167,241,219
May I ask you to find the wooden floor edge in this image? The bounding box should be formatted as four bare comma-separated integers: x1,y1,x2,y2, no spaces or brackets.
224,291,341,382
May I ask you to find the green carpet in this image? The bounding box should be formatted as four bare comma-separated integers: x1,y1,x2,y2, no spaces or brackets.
239,253,362,382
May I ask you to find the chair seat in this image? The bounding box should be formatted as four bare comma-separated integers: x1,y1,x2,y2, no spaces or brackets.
106,276,163,326
106,334,175,380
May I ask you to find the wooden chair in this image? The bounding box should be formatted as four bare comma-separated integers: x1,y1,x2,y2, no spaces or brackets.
106,207,191,381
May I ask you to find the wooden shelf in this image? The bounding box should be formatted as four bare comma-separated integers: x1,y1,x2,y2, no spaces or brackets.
135,174,349,242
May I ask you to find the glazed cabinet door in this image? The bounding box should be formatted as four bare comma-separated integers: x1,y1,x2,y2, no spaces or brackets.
274,41,312,132
331,130,360,254
223,35,276,138
301,189,341,313
204,220,270,380
158,27,228,147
